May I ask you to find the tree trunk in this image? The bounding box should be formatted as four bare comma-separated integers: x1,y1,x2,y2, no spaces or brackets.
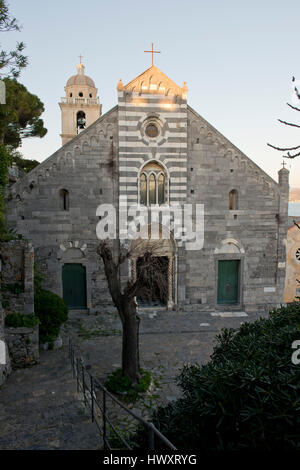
121,299,140,386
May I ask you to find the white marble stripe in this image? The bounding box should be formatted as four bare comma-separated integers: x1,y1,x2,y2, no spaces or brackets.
119,157,146,163
168,167,187,172
170,178,187,183
119,153,187,157
119,142,187,148
119,167,139,172
118,111,186,118
119,177,138,182
118,131,187,137
162,158,187,163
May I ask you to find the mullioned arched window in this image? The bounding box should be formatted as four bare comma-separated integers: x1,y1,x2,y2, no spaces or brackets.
139,162,167,205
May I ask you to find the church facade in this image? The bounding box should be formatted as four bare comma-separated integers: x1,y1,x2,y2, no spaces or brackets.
7,62,289,313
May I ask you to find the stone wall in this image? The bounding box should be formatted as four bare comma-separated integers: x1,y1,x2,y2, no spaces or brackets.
0,240,37,377
0,240,34,315
5,325,39,369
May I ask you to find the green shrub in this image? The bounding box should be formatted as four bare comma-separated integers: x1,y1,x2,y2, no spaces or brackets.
105,368,151,402
5,312,39,328
34,287,68,345
133,303,300,450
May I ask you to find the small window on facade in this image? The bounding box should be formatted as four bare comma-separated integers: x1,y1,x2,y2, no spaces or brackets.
295,248,300,261
89,93,92,98
60,189,69,211
229,189,238,210
69,93,72,97
79,92,83,97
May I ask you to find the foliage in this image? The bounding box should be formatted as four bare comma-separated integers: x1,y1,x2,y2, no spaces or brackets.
0,0,27,78
105,368,152,403
34,288,68,345
12,152,39,174
0,144,12,232
0,78,47,148
133,304,300,450
1,281,23,295
34,263,68,345
5,312,39,328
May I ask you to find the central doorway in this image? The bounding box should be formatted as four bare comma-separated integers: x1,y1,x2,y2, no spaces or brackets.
136,256,169,307
217,260,240,305
62,263,87,309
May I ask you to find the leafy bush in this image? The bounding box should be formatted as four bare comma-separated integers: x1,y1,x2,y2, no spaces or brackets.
33,263,68,345
105,368,151,402
5,312,39,328
133,304,300,450
34,288,68,345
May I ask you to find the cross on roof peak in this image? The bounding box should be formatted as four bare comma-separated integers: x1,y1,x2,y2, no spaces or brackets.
144,43,161,66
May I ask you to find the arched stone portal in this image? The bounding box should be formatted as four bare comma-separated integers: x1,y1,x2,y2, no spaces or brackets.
130,226,176,309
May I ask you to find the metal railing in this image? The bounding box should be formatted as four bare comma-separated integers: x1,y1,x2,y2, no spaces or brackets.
69,340,176,450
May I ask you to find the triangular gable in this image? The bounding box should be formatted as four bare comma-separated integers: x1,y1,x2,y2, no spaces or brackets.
121,65,187,97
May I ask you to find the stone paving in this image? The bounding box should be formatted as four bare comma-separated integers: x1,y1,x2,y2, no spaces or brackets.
0,347,100,449
0,308,267,449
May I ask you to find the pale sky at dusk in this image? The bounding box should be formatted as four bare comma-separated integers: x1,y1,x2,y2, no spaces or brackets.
5,0,300,187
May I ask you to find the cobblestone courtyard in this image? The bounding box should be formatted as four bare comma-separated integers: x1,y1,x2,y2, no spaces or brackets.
0,308,266,449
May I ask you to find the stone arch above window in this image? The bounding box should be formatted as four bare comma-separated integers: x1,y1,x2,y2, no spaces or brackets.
60,189,69,211
229,189,238,210
139,161,168,206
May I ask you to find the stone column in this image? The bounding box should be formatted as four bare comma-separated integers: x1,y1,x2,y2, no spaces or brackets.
167,256,174,310
132,258,137,283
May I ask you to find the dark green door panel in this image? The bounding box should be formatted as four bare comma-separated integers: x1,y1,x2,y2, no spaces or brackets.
217,260,240,304
62,264,87,309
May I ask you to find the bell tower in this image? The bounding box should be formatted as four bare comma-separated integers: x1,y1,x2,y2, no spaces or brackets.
59,60,102,146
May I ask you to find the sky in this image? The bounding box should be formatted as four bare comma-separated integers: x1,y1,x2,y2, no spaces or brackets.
4,0,300,187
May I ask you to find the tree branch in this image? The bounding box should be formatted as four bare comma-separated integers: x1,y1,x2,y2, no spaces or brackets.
267,143,300,152
287,102,300,112
278,119,300,128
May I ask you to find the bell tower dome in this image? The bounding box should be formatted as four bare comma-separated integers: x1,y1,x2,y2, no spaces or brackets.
59,60,102,146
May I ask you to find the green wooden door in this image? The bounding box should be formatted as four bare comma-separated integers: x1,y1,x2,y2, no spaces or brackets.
217,260,240,304
62,264,87,309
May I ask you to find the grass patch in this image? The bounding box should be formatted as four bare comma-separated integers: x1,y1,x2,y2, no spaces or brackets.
5,312,39,328
105,368,152,403
78,324,121,339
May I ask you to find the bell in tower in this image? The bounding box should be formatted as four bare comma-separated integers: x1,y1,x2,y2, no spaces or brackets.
59,58,102,146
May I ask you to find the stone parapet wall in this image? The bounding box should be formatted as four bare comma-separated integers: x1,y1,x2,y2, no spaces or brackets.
5,325,39,369
0,240,34,315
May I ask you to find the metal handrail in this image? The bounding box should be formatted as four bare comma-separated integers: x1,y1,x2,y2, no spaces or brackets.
68,339,176,450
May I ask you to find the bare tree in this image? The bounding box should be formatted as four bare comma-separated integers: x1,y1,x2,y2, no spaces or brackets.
267,76,300,159
97,239,168,386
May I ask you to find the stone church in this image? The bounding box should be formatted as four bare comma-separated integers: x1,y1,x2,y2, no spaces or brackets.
6,60,289,314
